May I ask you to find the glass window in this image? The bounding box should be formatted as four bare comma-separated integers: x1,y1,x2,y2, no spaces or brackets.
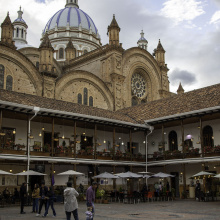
6,75,13,91
169,131,178,151
16,28,19,38
89,96,93,107
84,88,88,105
0,65,4,89
78,93,82,104
59,48,64,59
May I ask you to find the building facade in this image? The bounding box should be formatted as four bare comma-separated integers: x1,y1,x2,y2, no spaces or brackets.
0,0,219,196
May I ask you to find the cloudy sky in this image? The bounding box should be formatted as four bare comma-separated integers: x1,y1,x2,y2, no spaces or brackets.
0,0,220,93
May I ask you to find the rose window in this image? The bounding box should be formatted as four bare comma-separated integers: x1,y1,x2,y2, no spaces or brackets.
131,73,146,98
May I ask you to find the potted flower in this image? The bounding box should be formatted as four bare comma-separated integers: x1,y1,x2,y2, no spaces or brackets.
204,146,214,154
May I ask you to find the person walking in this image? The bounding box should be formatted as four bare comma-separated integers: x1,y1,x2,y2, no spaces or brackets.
36,181,48,217
64,182,79,220
195,180,201,201
86,182,97,220
32,183,40,213
20,182,27,214
42,186,56,217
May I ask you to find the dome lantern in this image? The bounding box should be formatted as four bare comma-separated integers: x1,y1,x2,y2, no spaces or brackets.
65,0,79,8
137,30,148,51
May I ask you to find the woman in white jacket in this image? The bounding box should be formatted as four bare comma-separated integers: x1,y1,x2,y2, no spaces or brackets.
64,182,79,220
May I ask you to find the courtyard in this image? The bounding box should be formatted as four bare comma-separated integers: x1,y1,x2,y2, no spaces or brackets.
0,199,220,220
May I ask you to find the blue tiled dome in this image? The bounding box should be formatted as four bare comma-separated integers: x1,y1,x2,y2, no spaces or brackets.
14,18,26,24
44,6,98,35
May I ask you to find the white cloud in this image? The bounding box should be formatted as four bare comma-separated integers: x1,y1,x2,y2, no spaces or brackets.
210,10,220,24
161,0,206,24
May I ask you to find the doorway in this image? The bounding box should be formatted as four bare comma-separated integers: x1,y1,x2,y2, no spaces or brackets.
171,172,180,197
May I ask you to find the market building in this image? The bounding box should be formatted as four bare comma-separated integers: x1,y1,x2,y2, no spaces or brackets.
0,0,219,197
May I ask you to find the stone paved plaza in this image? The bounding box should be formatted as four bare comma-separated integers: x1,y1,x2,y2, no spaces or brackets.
0,199,220,220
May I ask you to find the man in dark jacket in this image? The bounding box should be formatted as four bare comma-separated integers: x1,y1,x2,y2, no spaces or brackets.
36,181,48,217
20,182,27,214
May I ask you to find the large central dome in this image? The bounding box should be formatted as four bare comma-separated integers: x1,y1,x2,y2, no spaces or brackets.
43,0,101,61
44,2,98,35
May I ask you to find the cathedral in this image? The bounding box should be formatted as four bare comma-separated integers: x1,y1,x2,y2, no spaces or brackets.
0,0,220,198
0,0,172,111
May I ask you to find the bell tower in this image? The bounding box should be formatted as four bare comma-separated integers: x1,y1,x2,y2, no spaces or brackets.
13,7,28,46
0,13,16,49
108,15,120,46
65,38,76,64
137,30,148,50
155,39,166,67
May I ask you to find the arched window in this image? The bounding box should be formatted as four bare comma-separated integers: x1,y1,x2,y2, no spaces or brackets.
21,29,24,38
132,97,138,106
0,65,4,89
89,96,93,107
203,125,214,147
84,88,88,105
59,48,64,59
169,131,178,151
16,28,19,37
6,75,13,91
78,93,82,104
83,50,88,55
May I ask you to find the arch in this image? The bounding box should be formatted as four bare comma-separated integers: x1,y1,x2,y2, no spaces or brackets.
6,75,13,91
0,46,43,96
0,64,5,89
122,48,163,107
203,125,214,147
55,70,114,110
169,131,178,151
83,49,88,55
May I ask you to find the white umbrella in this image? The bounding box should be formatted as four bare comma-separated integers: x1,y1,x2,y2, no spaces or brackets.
214,174,220,178
151,172,175,178
57,170,84,176
0,170,13,175
93,172,119,190
16,170,47,176
192,171,215,178
116,171,142,178
143,174,151,179
138,171,152,175
93,172,119,179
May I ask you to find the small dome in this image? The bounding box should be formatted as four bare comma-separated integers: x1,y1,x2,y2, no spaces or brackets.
44,6,98,36
13,7,26,25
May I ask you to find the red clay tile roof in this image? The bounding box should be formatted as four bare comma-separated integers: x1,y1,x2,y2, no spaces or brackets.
118,83,220,123
0,89,139,125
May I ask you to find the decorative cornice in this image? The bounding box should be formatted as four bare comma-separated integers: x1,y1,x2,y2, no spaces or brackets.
63,44,124,71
